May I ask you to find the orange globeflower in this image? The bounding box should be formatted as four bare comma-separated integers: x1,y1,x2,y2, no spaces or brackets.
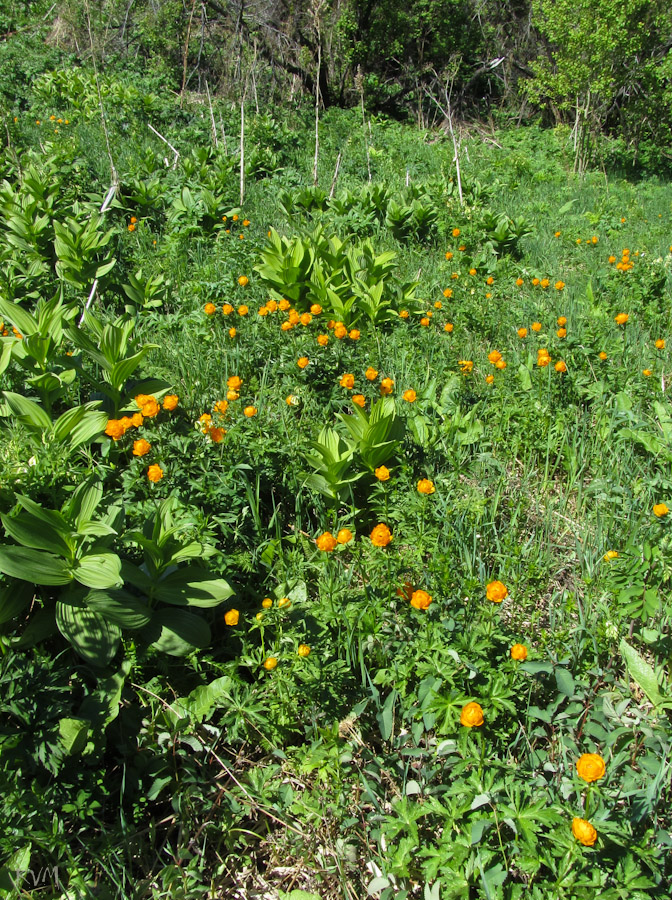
488,350,502,365
403,389,417,402
486,276,494,286
531,321,542,332
263,657,278,670
334,324,348,339
444,322,454,333
555,281,565,290
486,580,508,602
557,328,567,338
300,313,312,326
653,503,669,517
516,277,524,286
297,644,311,657
227,375,242,390
317,334,329,346
370,523,392,547
460,702,484,727
310,303,322,315
375,466,390,481
316,532,338,552
204,302,216,315
443,288,453,298
243,406,257,417
238,305,248,316
337,528,354,545
540,278,550,289
495,359,507,370
228,327,237,338
222,303,234,315
209,427,225,442
399,309,410,319
380,377,394,395
445,251,453,260
576,753,606,783
140,397,160,418
452,228,461,237
608,255,616,264
163,394,179,411
105,419,125,440
278,298,290,311
517,327,528,338
557,316,567,326
643,369,652,377
131,412,144,428
655,339,665,349
417,478,435,495
603,550,618,561
238,275,249,286
485,374,494,384
615,313,629,325
555,360,567,372
224,609,239,626
532,278,540,286
262,598,273,608
420,317,430,327
458,360,473,374
410,589,432,610
297,357,309,369
365,367,379,381
133,438,151,457
469,268,477,276
511,644,528,661
147,464,164,483
340,373,355,389
599,351,607,360
572,818,597,847
352,394,366,407
349,329,360,340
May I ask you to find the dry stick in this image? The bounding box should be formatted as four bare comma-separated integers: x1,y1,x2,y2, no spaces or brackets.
205,80,218,149
78,184,118,325
148,122,179,169
312,40,321,186
180,0,197,107
79,0,118,326
329,151,342,198
423,81,463,205
239,98,245,207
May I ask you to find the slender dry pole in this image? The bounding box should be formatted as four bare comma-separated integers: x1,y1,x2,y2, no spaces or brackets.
239,99,245,207
312,41,321,186
205,80,218,149
329,152,342,198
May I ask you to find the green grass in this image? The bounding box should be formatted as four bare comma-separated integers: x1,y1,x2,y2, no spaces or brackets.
0,69,671,900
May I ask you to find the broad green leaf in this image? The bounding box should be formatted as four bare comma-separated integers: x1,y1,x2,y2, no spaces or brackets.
2,391,52,430
10,605,57,648
144,608,211,656
0,545,72,585
0,580,33,625
620,639,664,708
153,567,234,608
1,510,73,557
74,552,122,589
78,660,131,728
58,717,90,755
170,675,233,725
85,589,152,628
55,601,121,665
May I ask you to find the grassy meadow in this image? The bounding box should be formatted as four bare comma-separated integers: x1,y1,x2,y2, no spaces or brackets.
1,71,672,900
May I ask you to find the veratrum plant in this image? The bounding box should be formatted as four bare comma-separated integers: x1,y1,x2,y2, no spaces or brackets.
482,210,532,258
339,397,405,472
304,426,362,503
68,310,163,415
0,490,233,663
53,211,116,292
